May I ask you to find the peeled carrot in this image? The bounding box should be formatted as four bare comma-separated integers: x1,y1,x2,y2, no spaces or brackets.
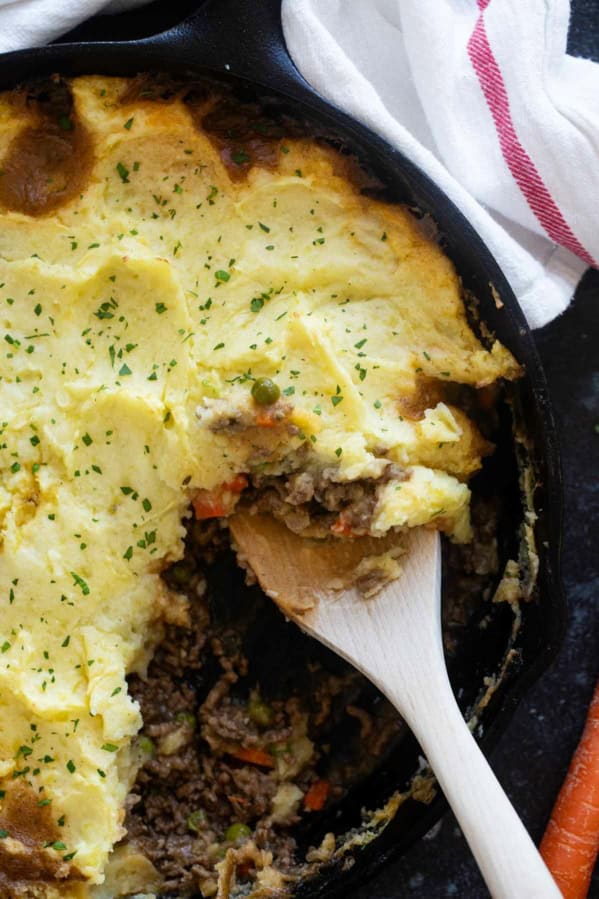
540,679,599,899
330,513,355,538
229,747,275,769
255,410,277,428
192,495,226,519
192,475,248,519
304,780,330,811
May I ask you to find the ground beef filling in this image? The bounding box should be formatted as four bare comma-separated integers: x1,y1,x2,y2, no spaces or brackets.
125,536,404,897
245,463,409,537
125,495,501,898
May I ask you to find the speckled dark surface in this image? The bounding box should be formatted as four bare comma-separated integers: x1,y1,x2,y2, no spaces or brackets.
65,2,599,896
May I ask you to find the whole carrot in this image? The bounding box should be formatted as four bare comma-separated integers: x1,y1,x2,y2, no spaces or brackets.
540,679,599,899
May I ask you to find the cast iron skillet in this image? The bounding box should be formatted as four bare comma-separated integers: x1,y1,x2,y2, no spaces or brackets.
0,0,566,895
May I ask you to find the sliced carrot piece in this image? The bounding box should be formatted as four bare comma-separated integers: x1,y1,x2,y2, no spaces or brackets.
192,475,248,519
331,513,355,537
255,410,277,427
229,747,275,769
192,495,226,519
304,780,330,811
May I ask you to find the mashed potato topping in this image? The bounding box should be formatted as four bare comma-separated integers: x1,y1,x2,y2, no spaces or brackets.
0,76,519,893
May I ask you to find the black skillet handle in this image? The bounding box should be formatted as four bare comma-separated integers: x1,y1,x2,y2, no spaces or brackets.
151,0,315,103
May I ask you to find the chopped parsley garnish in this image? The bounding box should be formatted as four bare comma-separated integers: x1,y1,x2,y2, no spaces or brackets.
94,299,117,320
116,161,130,183
70,572,90,595
231,149,250,165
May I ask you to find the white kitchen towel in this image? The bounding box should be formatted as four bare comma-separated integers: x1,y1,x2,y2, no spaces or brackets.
0,0,148,51
0,0,597,328
282,0,598,328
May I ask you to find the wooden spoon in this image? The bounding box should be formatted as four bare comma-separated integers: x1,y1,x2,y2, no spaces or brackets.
229,512,561,899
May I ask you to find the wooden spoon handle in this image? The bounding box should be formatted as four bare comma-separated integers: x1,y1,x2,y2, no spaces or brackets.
228,518,559,896
401,673,562,899
344,530,561,897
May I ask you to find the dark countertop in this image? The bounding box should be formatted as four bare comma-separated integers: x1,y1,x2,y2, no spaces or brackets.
62,2,599,896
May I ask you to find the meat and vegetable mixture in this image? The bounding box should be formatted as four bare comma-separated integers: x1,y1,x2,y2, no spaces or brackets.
126,528,404,897
122,487,508,898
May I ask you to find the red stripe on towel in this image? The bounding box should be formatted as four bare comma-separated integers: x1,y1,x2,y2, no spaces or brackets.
467,2,595,266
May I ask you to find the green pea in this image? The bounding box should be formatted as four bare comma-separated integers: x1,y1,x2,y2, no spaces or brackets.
137,736,155,757
248,698,274,728
225,822,252,843
251,377,280,406
175,711,196,729
168,560,194,587
187,809,206,833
